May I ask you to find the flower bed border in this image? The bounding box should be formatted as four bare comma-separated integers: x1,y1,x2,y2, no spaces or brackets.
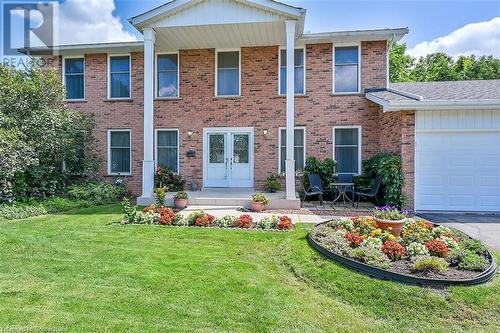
120,221,295,232
308,221,497,287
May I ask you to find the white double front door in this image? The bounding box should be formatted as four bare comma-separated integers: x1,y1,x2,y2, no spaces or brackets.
204,128,254,188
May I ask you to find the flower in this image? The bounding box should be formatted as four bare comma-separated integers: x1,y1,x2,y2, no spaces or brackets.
381,241,407,261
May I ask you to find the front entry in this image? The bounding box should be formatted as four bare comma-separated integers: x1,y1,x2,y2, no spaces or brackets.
204,128,254,188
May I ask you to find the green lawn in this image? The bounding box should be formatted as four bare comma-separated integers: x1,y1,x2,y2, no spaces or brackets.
0,205,499,332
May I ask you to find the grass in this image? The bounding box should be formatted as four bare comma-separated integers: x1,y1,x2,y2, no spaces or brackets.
0,205,499,332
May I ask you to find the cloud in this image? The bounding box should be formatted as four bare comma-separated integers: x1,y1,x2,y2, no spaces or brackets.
408,17,500,59
56,0,137,44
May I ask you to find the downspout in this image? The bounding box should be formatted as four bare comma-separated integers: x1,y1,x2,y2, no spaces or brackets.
386,33,396,87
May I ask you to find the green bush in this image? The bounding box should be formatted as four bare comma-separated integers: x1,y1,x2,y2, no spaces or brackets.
458,251,489,271
459,239,488,256
68,182,126,204
264,174,282,193
304,157,336,189
154,167,185,192
0,203,47,220
411,256,448,274
363,153,406,207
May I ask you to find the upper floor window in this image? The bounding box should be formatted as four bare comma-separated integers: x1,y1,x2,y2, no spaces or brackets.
279,48,305,95
279,128,306,174
64,57,84,100
109,55,131,99
333,127,361,174
334,46,359,93
216,51,240,96
156,129,179,173
157,54,179,98
108,129,131,175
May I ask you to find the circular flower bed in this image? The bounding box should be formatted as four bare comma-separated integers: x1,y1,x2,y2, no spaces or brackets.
308,217,496,286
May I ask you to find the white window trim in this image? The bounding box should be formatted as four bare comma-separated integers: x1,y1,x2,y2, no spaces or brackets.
215,48,241,97
278,46,306,96
155,52,180,99
107,54,132,100
332,43,361,95
107,129,132,176
278,126,307,174
155,128,180,174
62,55,85,101
332,126,362,175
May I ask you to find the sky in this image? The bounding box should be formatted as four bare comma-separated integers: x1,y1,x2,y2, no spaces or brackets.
4,0,500,59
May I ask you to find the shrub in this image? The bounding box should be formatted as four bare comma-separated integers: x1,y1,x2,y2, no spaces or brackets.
154,187,167,207
186,211,206,226
373,205,409,221
304,157,336,189
195,214,216,227
256,216,280,229
460,239,488,256
458,252,489,271
264,174,282,193
174,191,188,200
277,215,293,230
350,246,391,269
363,153,405,207
425,239,449,258
68,182,126,204
214,215,237,228
0,203,47,220
344,233,364,247
411,256,449,274
154,167,185,191
122,198,140,224
252,194,269,205
401,220,434,245
234,214,253,228
381,241,406,261
158,207,176,225
407,242,429,257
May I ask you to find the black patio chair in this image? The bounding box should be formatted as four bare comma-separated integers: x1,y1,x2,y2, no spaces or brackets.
300,174,325,207
355,176,382,208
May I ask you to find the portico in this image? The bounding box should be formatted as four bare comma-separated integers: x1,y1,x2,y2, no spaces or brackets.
131,0,305,205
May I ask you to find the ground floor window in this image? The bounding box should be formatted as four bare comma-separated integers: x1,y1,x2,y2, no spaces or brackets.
279,127,306,174
108,130,131,175
156,129,179,173
333,126,361,174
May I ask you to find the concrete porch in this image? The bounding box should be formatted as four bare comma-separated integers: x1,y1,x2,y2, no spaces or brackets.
137,188,301,209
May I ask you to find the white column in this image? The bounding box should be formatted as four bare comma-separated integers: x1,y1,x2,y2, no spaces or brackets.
141,28,155,199
285,20,296,200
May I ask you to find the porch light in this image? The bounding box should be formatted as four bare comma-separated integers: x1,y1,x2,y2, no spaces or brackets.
263,129,268,136
187,131,193,137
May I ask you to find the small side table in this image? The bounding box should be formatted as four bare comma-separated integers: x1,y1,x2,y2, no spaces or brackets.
331,182,355,208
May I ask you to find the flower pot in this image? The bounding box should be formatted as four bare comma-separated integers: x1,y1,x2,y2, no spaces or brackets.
251,202,265,213
375,218,406,236
174,198,188,209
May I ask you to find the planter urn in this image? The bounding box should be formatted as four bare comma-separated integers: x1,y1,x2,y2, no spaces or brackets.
174,198,188,209
375,218,406,237
251,202,265,213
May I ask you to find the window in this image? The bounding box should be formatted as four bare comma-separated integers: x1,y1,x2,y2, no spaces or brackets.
216,51,240,96
157,54,178,98
108,130,131,175
334,46,359,93
64,57,84,100
279,48,305,95
109,55,131,99
156,130,179,173
333,127,361,174
279,128,305,174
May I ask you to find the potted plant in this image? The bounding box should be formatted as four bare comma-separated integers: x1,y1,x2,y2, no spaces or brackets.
174,191,189,209
373,206,409,236
250,194,269,212
264,174,282,193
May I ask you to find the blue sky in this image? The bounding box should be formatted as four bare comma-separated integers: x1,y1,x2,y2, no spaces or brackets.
110,0,500,49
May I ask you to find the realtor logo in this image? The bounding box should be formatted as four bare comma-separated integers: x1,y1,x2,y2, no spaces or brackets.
1,0,58,56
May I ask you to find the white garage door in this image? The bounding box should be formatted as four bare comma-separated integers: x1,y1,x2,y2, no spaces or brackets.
416,110,500,212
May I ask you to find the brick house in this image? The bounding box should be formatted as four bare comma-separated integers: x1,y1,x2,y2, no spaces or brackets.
24,0,500,212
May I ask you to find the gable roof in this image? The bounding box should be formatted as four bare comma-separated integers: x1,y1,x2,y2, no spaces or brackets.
366,80,500,112
129,0,305,30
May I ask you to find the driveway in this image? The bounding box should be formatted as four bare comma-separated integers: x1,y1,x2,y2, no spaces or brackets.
418,212,500,251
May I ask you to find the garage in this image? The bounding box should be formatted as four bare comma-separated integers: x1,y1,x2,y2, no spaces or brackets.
415,110,500,212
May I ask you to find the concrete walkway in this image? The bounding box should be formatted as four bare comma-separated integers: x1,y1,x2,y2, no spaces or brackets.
418,213,500,251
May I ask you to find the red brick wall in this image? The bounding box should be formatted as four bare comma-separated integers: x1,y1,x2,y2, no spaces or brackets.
49,40,402,198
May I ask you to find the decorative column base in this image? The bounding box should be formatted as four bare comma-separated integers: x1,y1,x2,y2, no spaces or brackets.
139,160,155,202
285,159,296,200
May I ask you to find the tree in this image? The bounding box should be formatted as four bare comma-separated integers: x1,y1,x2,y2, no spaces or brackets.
410,52,456,82
389,43,414,83
0,65,97,202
